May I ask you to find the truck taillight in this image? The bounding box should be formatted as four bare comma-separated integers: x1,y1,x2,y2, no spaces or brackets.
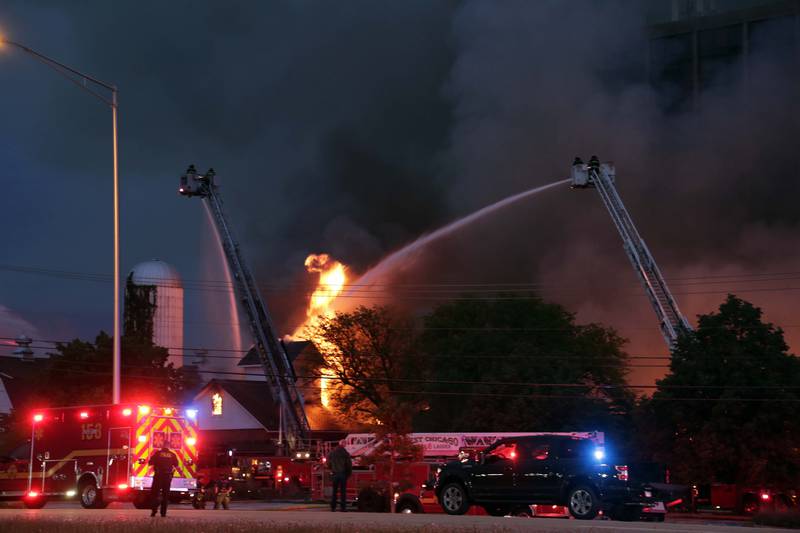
122,408,132,417
118,483,128,490
615,465,629,481
33,414,43,423
186,437,197,446
27,491,39,498
760,491,771,502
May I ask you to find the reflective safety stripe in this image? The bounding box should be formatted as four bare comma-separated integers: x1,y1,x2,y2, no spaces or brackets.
131,413,198,480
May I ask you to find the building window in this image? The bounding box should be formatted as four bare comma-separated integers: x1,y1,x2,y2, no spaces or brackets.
211,393,223,416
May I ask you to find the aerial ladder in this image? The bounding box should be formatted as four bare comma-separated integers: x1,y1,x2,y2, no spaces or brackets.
179,165,310,448
571,156,692,347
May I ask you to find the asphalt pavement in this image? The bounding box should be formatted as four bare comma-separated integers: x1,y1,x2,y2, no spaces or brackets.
0,502,785,532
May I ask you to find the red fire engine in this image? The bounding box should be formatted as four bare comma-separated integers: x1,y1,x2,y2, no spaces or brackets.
0,404,198,509
311,431,602,516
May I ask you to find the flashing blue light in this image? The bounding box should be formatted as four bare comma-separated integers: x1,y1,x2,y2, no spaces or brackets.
594,449,605,461
186,409,198,420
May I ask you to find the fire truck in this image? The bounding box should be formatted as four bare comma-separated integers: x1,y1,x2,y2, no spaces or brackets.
0,404,198,509
311,432,602,516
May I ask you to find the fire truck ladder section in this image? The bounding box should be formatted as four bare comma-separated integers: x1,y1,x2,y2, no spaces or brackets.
179,165,310,446
571,156,691,347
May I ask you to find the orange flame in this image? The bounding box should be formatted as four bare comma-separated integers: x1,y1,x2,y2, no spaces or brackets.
303,254,347,324
293,254,347,409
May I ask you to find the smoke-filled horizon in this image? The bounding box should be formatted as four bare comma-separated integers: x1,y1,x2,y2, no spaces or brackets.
1,1,798,386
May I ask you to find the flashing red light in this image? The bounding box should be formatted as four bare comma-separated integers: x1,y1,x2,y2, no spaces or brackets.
122,408,132,417
27,491,39,498
761,492,771,501
118,483,128,490
138,405,151,415
164,407,173,416
185,437,197,447
33,414,43,423
284,476,290,482
79,411,89,419
510,451,516,459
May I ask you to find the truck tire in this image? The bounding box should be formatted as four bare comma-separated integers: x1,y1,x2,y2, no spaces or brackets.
79,480,104,509
396,496,423,514
567,484,599,520
22,496,47,509
356,488,388,513
440,482,470,515
133,491,151,509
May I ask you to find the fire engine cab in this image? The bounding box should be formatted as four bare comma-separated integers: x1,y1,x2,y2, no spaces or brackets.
0,404,198,509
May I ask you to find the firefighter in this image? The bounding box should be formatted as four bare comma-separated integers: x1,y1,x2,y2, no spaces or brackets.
325,441,352,512
214,475,232,510
148,445,179,517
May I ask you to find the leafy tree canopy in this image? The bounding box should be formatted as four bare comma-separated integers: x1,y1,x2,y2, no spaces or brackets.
416,295,632,440
643,295,800,487
308,305,427,438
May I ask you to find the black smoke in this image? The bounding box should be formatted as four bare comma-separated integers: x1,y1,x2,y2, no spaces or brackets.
1,1,798,385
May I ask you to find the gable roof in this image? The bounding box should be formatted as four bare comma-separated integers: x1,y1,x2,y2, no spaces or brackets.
197,379,279,430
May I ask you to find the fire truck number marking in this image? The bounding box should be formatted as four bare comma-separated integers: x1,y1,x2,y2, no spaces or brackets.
81,423,102,441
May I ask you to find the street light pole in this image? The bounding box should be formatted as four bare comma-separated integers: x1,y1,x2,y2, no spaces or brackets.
1,37,122,404
112,87,120,405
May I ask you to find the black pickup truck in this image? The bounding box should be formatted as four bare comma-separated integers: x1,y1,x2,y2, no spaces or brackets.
434,435,658,520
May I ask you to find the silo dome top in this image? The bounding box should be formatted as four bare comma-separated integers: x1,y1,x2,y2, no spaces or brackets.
129,259,183,288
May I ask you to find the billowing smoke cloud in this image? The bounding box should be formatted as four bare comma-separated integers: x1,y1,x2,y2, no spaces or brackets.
2,1,798,385
368,0,800,385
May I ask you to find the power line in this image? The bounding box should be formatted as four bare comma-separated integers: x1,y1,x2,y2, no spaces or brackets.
5,352,798,392
4,262,800,295
19,365,800,403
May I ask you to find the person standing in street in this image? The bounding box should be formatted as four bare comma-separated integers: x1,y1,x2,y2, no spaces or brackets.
326,441,352,512
148,445,179,517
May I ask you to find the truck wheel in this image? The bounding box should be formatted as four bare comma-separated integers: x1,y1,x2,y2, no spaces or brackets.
396,498,423,514
132,492,151,509
356,488,388,512
567,485,599,520
440,482,470,515
79,480,104,509
22,496,47,509
742,496,760,515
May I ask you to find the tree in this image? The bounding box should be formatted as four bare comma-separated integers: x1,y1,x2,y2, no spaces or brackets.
307,305,425,511
40,331,200,406
308,305,428,431
416,296,633,443
642,295,800,488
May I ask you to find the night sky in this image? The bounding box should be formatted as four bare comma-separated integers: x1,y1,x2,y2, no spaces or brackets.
1,1,798,386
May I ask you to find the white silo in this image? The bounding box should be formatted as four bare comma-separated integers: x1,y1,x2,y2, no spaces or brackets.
127,260,184,367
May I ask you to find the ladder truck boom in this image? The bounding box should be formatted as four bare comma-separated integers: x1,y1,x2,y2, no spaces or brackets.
571,156,691,347
179,165,309,446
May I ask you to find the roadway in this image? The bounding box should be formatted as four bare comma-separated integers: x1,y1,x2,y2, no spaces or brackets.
0,502,782,532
